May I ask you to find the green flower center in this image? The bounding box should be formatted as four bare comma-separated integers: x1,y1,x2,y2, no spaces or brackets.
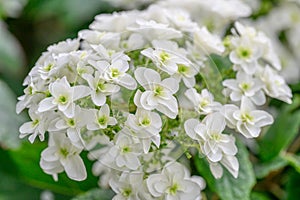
122,188,132,197
111,68,121,78
199,99,209,108
98,116,108,125
97,81,106,92
32,119,39,127
178,64,189,75
140,117,151,127
211,133,221,141
237,47,252,59
241,112,253,123
239,82,251,91
60,148,69,158
121,146,131,153
44,63,53,72
58,95,68,105
169,183,179,195
160,51,170,63
67,119,76,127
154,86,164,96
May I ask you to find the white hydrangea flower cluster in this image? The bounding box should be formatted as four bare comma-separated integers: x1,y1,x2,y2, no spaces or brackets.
17,0,293,199
245,1,300,84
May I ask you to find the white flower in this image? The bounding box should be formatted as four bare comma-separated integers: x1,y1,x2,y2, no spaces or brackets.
102,129,142,170
120,33,146,51
164,8,197,31
48,106,88,148
89,44,130,63
209,154,239,179
134,67,179,119
19,107,53,143
125,108,162,153
222,97,274,138
38,77,91,118
146,162,202,200
184,113,237,163
47,39,80,54
259,65,292,104
233,22,281,71
141,40,188,75
193,26,225,55
90,11,139,33
78,30,120,50
109,172,151,200
223,71,266,105
229,37,262,75
86,104,117,130
82,70,120,106
96,59,137,90
16,79,46,114
40,133,87,181
185,88,221,115
128,19,182,41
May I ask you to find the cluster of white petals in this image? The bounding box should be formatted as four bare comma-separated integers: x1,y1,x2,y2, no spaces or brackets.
17,0,294,199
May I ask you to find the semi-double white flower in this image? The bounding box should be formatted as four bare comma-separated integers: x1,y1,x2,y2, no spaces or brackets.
109,172,151,200
193,26,225,55
48,106,87,148
185,88,221,115
40,133,87,181
229,36,262,75
101,129,142,171
125,108,162,153
146,162,203,200
208,154,239,179
134,67,179,119
223,71,266,105
38,76,91,118
82,70,120,106
184,113,237,163
95,59,137,90
258,65,292,104
86,104,117,130
19,107,54,143
141,40,189,75
222,97,274,138
128,19,182,41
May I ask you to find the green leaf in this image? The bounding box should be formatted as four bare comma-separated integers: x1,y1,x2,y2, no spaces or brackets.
286,170,300,200
0,80,26,149
0,170,43,200
0,148,70,200
250,192,272,200
71,188,114,200
0,21,24,77
254,156,288,179
258,95,300,161
282,153,300,174
195,140,256,200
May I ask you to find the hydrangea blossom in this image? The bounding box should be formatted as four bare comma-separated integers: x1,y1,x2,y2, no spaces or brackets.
184,112,238,178
134,67,179,119
16,0,294,199
185,88,221,115
146,162,203,199
222,97,274,138
40,133,86,181
38,77,91,118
